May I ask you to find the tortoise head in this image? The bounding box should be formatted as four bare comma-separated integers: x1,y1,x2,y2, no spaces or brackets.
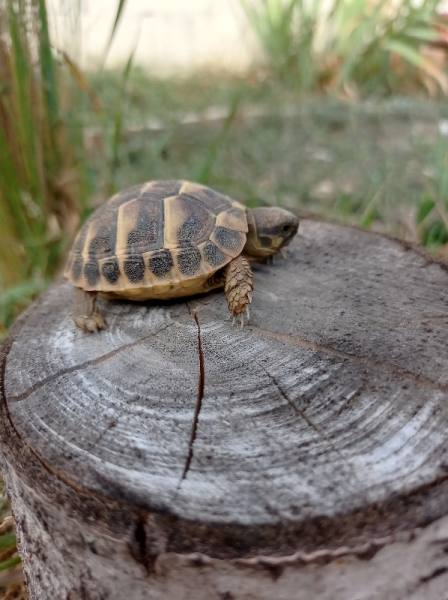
244,207,299,258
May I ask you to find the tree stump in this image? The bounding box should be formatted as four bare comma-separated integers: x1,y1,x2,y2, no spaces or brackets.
1,219,448,600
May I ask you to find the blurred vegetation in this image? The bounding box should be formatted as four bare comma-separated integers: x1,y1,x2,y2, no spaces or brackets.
242,0,448,95
0,482,22,597
87,70,448,250
0,0,95,336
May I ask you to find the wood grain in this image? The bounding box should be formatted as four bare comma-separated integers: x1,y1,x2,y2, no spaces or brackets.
1,219,448,598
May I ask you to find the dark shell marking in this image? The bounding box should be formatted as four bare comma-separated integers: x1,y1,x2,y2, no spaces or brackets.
72,223,88,256
177,214,204,245
214,226,243,251
85,200,119,259
149,249,173,278
177,245,202,276
124,256,145,282
183,189,231,214
127,197,164,253
203,241,226,267
84,261,100,286
172,194,214,245
89,225,116,257
71,257,83,280
102,259,120,284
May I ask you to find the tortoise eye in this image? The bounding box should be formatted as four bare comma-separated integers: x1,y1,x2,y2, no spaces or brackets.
282,224,291,233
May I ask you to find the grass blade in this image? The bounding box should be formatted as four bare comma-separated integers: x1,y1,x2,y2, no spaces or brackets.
384,38,448,93
61,51,102,112
108,47,136,191
102,0,128,65
38,0,59,122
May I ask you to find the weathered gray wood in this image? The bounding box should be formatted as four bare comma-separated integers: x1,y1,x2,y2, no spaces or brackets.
1,219,448,599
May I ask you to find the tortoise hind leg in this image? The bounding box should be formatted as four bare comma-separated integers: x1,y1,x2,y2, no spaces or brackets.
224,255,253,327
73,289,107,333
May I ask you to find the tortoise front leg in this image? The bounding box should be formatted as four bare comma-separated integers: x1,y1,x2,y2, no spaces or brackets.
73,289,107,333
224,255,253,327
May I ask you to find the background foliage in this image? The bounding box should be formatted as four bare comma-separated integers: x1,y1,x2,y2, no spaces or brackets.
242,0,448,95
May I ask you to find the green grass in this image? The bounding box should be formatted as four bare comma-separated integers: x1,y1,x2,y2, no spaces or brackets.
84,74,448,248
0,0,95,336
0,0,131,338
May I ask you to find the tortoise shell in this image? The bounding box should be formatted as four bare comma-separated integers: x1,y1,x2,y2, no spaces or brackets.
64,180,248,300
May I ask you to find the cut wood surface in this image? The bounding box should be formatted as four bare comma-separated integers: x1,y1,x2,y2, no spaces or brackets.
1,219,448,599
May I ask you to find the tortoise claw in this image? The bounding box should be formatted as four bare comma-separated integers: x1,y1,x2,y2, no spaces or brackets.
231,312,247,328
75,313,107,333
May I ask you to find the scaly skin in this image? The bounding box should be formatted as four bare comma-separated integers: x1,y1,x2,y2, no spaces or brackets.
73,290,107,333
224,255,253,325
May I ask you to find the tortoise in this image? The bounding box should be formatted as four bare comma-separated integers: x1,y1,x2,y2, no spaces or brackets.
65,180,299,332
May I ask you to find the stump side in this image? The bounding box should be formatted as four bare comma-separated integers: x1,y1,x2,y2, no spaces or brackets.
2,423,448,599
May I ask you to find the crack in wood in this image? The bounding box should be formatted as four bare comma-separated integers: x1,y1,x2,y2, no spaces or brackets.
0,321,178,503
1,332,90,496
89,417,119,450
261,364,363,496
89,367,165,451
3,337,99,503
261,366,320,433
7,323,173,403
254,327,448,393
128,514,153,573
336,379,368,416
418,565,448,585
179,310,205,484
0,336,24,453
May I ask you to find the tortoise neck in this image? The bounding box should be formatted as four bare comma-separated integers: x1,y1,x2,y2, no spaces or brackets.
244,209,274,259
